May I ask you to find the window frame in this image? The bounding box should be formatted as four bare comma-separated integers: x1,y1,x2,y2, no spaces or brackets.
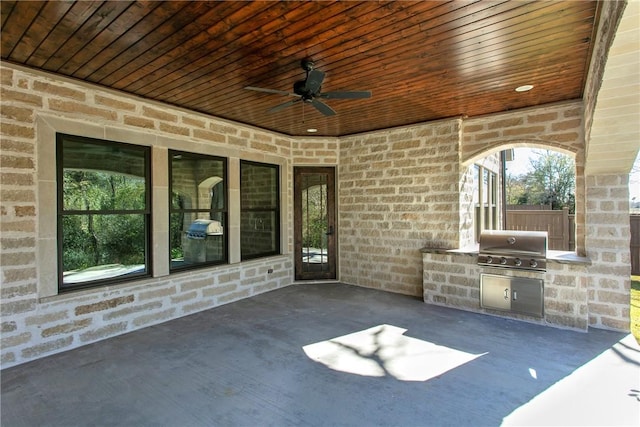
475,164,498,241
56,133,152,292
168,150,229,272
240,160,281,260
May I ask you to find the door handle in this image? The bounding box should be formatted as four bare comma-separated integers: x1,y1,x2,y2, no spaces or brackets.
325,226,333,235
504,288,509,300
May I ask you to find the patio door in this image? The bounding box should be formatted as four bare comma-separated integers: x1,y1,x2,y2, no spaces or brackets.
294,167,336,280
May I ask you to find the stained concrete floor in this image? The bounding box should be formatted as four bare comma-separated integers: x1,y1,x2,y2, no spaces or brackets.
1,283,638,427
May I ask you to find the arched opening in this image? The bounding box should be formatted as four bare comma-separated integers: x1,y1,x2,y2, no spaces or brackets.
464,143,578,253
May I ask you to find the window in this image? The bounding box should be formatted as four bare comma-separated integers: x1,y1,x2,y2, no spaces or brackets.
240,161,280,260
57,134,150,291
169,151,227,270
474,164,498,240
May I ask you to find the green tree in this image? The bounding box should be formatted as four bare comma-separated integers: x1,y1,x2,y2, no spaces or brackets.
520,150,575,212
505,173,527,205
62,170,146,272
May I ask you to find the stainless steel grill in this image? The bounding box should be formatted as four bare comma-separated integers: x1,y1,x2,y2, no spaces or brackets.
477,230,548,272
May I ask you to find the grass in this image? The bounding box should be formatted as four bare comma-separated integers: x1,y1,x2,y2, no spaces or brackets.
631,276,640,342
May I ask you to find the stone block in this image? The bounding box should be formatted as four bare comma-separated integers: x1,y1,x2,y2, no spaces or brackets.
132,308,176,328
79,322,127,343
138,285,177,301
487,117,524,129
0,298,36,316
1,282,37,298
94,94,136,111
142,106,177,122
159,122,189,136
48,99,116,120
527,112,558,123
1,105,34,122
0,139,34,156
0,87,43,107
21,336,74,359
180,278,214,292
1,123,35,139
1,332,31,348
124,115,155,129
25,310,68,326
170,291,198,304
193,129,226,143
41,319,92,338
103,301,163,321
202,283,238,297
74,295,135,316
33,81,85,100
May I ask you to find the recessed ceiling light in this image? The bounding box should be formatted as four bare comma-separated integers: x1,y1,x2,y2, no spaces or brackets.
306,128,318,133
515,84,534,92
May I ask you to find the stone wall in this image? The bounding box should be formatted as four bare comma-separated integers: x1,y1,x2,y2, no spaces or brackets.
0,63,314,368
585,174,631,330
338,120,461,296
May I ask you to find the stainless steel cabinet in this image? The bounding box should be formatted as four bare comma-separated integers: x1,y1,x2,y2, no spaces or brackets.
480,273,543,317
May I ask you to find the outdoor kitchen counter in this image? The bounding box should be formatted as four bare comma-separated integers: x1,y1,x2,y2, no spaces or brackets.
421,246,593,331
420,247,592,266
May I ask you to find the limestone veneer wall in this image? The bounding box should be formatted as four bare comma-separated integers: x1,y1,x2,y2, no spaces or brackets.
585,174,631,330
338,120,462,296
0,63,338,368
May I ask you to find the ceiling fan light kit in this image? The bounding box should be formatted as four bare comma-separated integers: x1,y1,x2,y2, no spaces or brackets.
245,59,371,117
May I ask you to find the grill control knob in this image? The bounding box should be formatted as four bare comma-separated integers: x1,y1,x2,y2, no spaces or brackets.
514,258,522,267
500,257,507,265
530,259,538,268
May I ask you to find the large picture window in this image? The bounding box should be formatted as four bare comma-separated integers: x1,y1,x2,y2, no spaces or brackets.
240,161,280,260
169,151,227,270
57,134,150,291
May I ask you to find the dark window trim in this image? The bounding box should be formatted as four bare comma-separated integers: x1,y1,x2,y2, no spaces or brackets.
240,160,281,261
56,133,152,292
169,150,228,272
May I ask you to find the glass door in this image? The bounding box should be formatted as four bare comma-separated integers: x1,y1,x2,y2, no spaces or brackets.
294,167,336,280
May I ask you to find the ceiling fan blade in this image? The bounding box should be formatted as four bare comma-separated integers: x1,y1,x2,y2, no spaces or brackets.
245,86,292,96
304,69,325,94
268,98,300,113
321,90,372,99
311,99,336,116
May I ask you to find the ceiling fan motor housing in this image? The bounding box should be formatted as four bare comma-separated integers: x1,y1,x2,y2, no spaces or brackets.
294,80,316,99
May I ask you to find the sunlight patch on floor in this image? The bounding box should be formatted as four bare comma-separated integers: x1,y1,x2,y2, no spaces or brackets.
502,334,640,426
302,324,486,382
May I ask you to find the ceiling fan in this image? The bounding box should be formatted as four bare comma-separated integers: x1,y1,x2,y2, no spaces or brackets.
244,59,372,116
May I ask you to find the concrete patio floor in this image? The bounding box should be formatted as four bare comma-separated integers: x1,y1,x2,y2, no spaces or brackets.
1,283,638,427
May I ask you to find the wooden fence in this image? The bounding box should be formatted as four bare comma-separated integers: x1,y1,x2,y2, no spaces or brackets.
632,215,640,276
506,208,575,251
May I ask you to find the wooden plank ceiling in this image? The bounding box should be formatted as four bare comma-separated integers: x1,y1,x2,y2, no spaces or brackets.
1,1,599,137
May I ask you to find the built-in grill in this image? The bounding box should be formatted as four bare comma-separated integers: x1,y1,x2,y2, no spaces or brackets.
477,230,548,272
478,230,548,318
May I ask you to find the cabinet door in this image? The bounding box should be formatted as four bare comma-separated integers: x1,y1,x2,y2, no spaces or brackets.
480,274,511,311
511,277,544,317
